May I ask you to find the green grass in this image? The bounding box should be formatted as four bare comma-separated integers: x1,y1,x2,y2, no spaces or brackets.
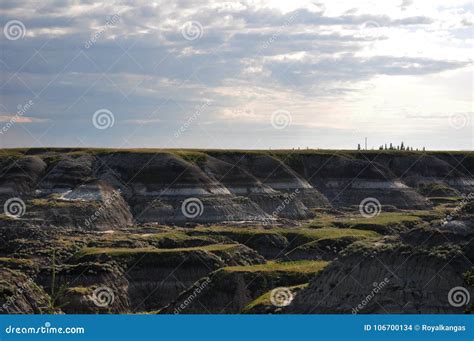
173,151,208,165
193,226,379,248
464,268,474,286
409,208,446,220
76,243,240,258
197,226,377,238
195,226,279,236
280,227,378,240
66,286,92,295
428,197,464,204
0,149,26,158
304,211,442,231
30,198,62,207
224,260,328,274
417,183,460,197
335,212,421,226
136,231,215,242
136,231,190,240
30,198,100,208
0,214,14,221
0,257,34,267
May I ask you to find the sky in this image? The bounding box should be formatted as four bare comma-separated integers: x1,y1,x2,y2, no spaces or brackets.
0,0,472,150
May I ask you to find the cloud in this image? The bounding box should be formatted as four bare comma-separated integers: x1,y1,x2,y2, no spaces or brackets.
400,0,414,11
264,54,469,92
0,115,48,123
0,0,471,149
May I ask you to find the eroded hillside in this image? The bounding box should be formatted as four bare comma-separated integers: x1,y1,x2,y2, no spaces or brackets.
0,148,472,314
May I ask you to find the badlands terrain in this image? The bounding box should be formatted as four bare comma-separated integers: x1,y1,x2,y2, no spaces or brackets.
0,148,473,314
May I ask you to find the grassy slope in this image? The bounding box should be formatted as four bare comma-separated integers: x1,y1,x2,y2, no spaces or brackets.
195,226,378,239
303,211,444,231
76,243,240,257
223,260,328,274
